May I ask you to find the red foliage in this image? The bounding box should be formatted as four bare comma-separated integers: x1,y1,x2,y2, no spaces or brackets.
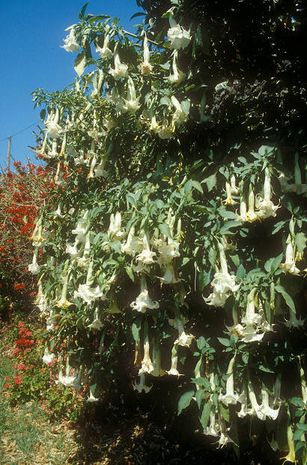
0,161,53,305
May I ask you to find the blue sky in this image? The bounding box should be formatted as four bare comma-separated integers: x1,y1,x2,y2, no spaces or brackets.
0,0,139,169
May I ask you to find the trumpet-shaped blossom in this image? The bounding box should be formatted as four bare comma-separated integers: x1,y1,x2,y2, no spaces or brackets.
123,77,140,113
130,279,159,313
45,109,61,139
109,53,128,80
219,355,239,406
61,26,80,52
204,271,238,307
133,373,152,393
108,212,124,239
87,386,99,402
96,33,112,59
28,253,41,275
74,283,104,305
167,24,191,50
232,289,272,343
88,308,103,330
281,424,298,465
42,348,55,365
138,340,154,374
171,96,190,127
139,34,153,75
280,240,300,275
167,344,183,376
168,51,185,85
136,234,156,267
122,226,142,256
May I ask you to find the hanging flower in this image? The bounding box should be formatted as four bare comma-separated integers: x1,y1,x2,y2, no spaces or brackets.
87,386,99,402
122,226,142,256
204,243,239,307
133,373,152,393
130,278,159,313
219,355,239,406
109,53,128,80
171,96,190,127
168,51,185,85
281,424,298,465
139,33,153,75
74,283,104,305
136,234,156,267
96,33,112,59
167,24,191,50
42,348,56,365
28,252,41,275
167,344,183,376
45,109,61,139
246,185,258,222
256,167,279,219
280,238,300,275
108,212,124,239
138,340,154,374
61,26,80,52
123,77,140,113
88,308,103,330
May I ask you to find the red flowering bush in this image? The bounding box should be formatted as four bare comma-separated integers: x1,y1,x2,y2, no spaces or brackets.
0,161,53,319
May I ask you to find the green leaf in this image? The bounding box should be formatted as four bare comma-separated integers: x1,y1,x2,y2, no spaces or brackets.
178,390,195,415
199,402,211,430
195,389,204,408
275,285,296,314
217,337,231,347
130,12,146,20
125,266,134,282
264,254,283,273
290,397,304,407
219,403,230,422
79,2,89,19
159,223,171,237
204,174,216,192
74,52,87,77
132,319,141,342
192,180,203,194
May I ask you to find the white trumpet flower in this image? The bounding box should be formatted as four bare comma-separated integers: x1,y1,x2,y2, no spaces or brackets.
171,96,190,127
88,308,103,330
122,226,142,256
28,253,41,275
139,33,153,75
167,24,191,50
108,212,123,239
87,386,99,402
96,33,112,59
45,109,61,139
133,373,153,393
168,51,185,85
280,238,300,275
123,77,140,113
167,344,183,376
204,243,239,307
74,283,104,305
130,279,159,313
42,348,55,365
219,355,239,406
109,53,128,80
136,234,156,266
138,340,154,375
61,26,80,52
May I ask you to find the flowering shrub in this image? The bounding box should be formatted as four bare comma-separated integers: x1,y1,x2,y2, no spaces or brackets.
1,319,81,421
0,162,53,319
32,1,306,463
